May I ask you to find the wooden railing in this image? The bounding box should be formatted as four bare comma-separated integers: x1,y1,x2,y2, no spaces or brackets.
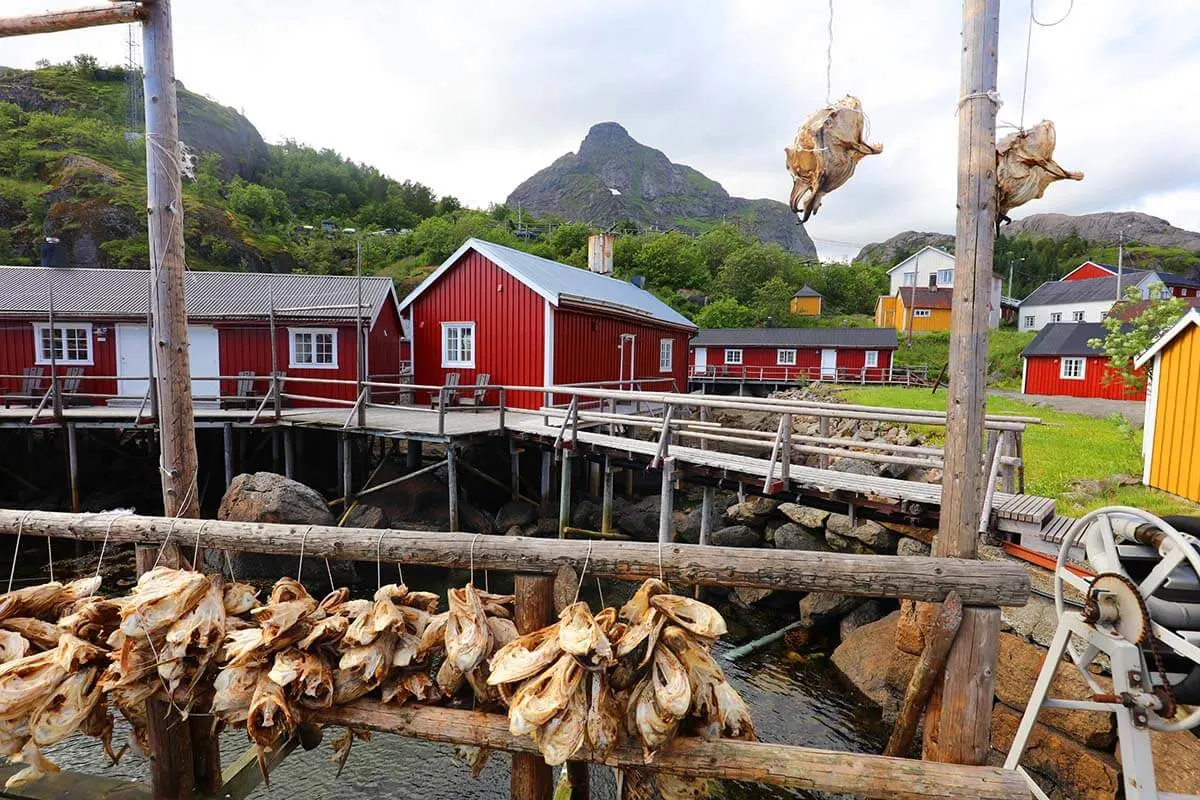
688,363,931,386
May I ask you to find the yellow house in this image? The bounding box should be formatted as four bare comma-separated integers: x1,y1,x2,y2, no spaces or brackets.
1136,308,1200,502
875,287,953,333
789,285,823,316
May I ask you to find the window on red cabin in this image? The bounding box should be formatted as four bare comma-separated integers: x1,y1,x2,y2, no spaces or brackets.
34,323,92,365
658,338,673,372
865,350,879,368
289,328,338,369
724,349,743,365
1060,357,1085,380
441,322,475,368
776,349,796,366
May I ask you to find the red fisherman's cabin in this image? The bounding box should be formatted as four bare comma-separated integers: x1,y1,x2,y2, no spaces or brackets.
0,266,404,407
688,327,899,386
1020,322,1145,401
398,237,697,409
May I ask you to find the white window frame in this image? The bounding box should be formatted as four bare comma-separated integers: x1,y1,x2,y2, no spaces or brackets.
1072,310,1085,322
913,309,932,318
33,323,93,365
1023,315,1035,328
776,348,797,366
902,272,915,286
1060,357,1086,380
289,327,338,369
937,268,954,286
658,338,673,372
724,349,743,365
1049,312,1062,323
440,322,476,368
864,350,879,368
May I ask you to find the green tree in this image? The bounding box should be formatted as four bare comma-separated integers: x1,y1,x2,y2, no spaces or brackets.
694,297,760,328
548,222,593,260
716,243,793,304
632,232,708,290
226,178,291,226
436,195,462,215
752,275,794,322
1088,285,1186,390
695,224,753,277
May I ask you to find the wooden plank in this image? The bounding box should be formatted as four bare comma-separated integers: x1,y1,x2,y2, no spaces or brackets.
311,702,1030,800
885,592,963,757
930,0,1002,767
0,3,144,37
513,575,555,800
0,509,1032,606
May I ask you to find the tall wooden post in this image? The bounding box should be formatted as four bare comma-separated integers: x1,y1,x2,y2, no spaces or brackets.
929,0,1002,767
512,574,555,800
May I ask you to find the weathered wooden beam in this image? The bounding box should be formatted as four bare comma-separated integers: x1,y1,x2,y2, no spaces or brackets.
885,592,963,757
0,3,144,38
513,575,555,800
311,702,1030,800
0,510,1031,606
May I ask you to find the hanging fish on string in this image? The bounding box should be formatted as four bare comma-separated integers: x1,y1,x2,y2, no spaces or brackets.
785,95,883,223
996,119,1083,228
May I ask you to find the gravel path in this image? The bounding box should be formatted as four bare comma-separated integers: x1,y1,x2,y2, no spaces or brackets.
992,390,1145,426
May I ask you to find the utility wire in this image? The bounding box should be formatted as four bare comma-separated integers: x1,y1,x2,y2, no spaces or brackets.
1019,0,1075,130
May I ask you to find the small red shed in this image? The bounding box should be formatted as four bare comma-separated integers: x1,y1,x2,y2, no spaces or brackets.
0,266,403,407
398,238,697,409
688,328,898,383
1020,322,1145,401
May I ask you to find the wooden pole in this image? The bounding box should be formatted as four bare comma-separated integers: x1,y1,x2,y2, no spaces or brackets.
558,450,572,538
510,443,521,503
600,456,613,534
314,701,1030,800
66,423,79,514
222,423,233,489
512,574,555,800
0,3,144,37
658,456,675,544
780,413,792,487
0,509,1032,606
884,591,963,757
539,449,553,516
446,446,460,532
406,439,422,471
930,0,1002,767
283,427,295,480
341,434,352,505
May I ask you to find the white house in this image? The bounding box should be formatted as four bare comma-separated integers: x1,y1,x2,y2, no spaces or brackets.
1017,271,1181,332
884,245,1003,328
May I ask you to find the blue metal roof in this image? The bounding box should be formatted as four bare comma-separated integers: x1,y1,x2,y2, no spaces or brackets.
400,238,697,330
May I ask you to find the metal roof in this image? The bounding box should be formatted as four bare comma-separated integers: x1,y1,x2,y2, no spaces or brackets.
0,266,397,321
1021,322,1111,357
690,327,899,349
1019,272,1151,307
792,284,822,298
399,238,697,330
1084,264,1200,289
899,286,954,309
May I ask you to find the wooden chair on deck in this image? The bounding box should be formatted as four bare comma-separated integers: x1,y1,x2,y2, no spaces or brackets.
222,371,259,409
60,367,87,406
457,373,491,408
2,367,45,408
431,373,461,408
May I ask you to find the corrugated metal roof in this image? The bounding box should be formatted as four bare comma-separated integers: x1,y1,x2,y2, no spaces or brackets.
792,284,822,298
400,238,697,330
0,266,396,320
691,327,899,349
1020,272,1150,307
1085,264,1200,288
899,286,954,309
1022,322,1112,357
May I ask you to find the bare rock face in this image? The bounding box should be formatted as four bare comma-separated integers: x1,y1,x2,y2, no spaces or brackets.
830,611,916,722
218,472,335,526
894,599,935,656
992,703,1120,800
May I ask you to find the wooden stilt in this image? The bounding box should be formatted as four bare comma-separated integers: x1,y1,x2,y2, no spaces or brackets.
780,413,792,487
283,428,295,480
539,449,553,516
447,446,460,532
512,574,555,800
658,457,675,544
558,450,572,538
272,429,282,472
600,456,613,534
818,417,830,470
884,591,963,757
222,423,233,489
341,434,352,505
930,0,1002,767
66,423,79,513
510,443,521,502
406,439,421,471
700,487,714,546
587,459,601,497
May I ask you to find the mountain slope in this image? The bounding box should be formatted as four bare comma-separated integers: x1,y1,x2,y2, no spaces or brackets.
507,122,816,257
1003,212,1200,251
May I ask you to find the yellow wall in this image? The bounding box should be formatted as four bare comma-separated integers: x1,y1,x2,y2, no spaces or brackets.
875,296,898,328
888,293,952,332
790,296,822,316
1149,324,1200,502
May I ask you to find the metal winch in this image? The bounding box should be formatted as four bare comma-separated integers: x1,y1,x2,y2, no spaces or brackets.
1004,507,1200,799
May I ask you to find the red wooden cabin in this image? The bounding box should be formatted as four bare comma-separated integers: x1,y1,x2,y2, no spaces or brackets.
688,328,898,383
398,238,697,409
0,266,403,407
1020,322,1145,401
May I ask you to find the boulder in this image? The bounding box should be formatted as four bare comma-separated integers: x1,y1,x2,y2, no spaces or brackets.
825,530,873,555
731,586,774,606
615,509,656,541
799,592,864,627
342,504,388,529
839,599,885,640
826,513,897,552
495,500,537,530
880,521,935,545
571,499,601,531
1000,594,1061,649
829,458,879,477
992,703,1120,800
725,496,778,522
895,599,935,655
458,502,494,534
773,523,828,552
830,612,917,721
534,518,560,538
634,494,665,513
219,472,336,526
674,508,702,544
777,503,830,530
896,536,931,557
994,633,1115,749
711,525,761,548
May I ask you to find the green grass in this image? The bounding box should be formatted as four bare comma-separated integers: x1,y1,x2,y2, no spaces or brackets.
838,386,1199,518
893,329,1035,389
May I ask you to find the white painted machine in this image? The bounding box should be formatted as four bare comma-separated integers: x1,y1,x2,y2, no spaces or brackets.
1005,507,1200,799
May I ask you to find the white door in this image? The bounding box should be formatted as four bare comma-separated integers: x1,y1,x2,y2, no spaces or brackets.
820,348,837,380
618,334,636,389
694,347,707,374
115,324,220,403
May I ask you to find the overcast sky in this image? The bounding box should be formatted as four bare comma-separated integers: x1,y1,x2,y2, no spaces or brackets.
4,1,1198,260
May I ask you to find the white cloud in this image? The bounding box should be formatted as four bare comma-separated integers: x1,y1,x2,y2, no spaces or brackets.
2,1,1198,258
